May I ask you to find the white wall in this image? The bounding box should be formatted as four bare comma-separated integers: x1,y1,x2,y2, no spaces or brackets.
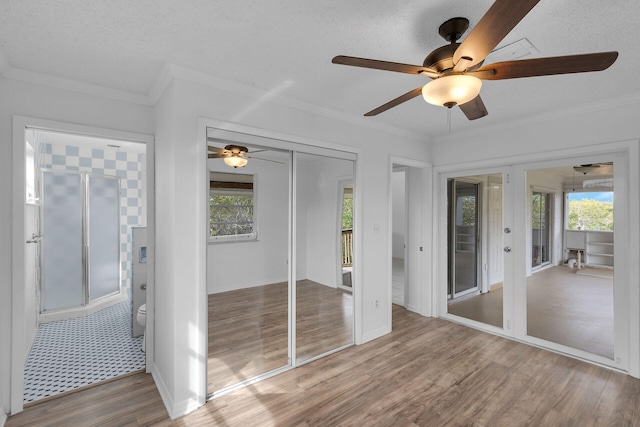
207,154,290,293
391,169,406,259
0,76,153,416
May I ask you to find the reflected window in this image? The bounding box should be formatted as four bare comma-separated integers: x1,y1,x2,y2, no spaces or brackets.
566,191,613,231
209,171,256,241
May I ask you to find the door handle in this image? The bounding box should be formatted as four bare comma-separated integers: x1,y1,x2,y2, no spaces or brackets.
504,247,511,253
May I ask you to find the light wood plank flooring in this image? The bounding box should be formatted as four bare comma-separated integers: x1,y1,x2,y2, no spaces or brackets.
208,280,353,393
448,266,614,358
8,304,640,426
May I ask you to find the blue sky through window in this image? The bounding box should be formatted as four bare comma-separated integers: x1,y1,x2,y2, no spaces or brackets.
568,192,613,202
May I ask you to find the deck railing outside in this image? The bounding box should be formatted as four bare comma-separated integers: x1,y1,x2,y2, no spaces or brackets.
342,229,353,266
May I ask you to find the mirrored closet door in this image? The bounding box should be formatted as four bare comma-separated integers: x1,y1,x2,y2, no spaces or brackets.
206,145,292,394
294,152,355,364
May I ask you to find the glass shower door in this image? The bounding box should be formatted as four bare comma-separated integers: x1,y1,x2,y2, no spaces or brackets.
87,175,121,301
42,171,84,310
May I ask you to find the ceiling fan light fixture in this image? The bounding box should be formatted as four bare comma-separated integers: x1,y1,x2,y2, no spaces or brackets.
223,156,248,168
421,74,482,108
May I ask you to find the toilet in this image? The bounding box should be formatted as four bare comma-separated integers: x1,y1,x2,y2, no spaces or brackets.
136,303,147,352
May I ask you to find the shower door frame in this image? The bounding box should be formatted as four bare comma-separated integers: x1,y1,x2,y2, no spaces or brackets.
39,169,122,314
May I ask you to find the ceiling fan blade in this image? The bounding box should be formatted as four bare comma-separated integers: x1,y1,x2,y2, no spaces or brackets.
453,0,540,69
208,145,223,153
458,95,489,120
332,55,439,78
476,52,618,80
364,87,424,116
208,153,225,159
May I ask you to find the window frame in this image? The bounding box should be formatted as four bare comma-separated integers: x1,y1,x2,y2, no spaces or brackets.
208,171,258,243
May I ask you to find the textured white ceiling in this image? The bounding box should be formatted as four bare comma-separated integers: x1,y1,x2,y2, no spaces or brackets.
1,0,638,138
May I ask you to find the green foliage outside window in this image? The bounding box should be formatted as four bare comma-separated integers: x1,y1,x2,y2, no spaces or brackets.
461,196,476,226
210,194,254,237
567,199,613,231
342,197,353,230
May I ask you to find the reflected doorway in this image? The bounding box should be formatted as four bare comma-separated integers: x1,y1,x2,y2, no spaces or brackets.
447,174,504,329
526,162,614,359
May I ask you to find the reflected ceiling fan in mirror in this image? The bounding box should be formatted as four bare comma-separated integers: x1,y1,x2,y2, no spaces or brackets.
573,162,613,175
207,139,283,168
332,0,618,120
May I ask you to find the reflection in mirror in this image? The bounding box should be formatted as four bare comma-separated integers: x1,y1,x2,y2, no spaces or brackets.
526,163,614,359
447,174,504,328
296,153,354,363
207,144,291,394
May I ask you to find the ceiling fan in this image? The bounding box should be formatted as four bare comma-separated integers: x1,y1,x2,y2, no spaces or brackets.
332,0,618,120
208,141,283,168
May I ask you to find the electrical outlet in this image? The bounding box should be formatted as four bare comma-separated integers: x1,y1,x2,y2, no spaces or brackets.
374,299,380,309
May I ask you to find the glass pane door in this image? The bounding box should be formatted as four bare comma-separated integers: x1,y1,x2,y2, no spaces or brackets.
295,152,354,364
525,164,614,359
532,191,551,269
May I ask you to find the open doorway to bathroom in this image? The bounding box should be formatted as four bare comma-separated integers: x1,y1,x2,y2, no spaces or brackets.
22,129,148,404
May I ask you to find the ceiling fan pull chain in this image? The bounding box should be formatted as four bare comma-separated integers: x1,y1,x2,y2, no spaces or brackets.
447,107,452,134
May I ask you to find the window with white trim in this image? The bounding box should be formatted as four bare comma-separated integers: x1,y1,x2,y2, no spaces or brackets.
209,171,256,242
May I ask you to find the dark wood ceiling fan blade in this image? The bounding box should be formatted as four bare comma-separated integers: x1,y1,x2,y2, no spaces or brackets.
364,87,424,116
459,95,489,120
476,52,618,80
453,0,540,68
208,153,225,159
332,55,439,77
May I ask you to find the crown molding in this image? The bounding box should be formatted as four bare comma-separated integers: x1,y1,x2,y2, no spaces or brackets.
433,91,640,145
153,63,429,144
1,61,151,106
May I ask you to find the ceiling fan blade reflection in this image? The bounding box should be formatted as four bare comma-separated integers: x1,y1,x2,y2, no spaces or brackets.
458,95,489,120
476,52,618,80
246,156,285,165
332,55,439,78
364,87,424,116
453,0,540,69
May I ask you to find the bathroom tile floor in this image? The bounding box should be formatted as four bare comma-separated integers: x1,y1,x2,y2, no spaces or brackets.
23,300,145,403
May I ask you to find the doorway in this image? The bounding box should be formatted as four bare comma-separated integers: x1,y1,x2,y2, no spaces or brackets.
391,168,407,306
21,128,148,404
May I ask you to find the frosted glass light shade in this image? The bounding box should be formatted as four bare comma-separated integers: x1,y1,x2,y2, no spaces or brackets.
422,75,482,107
224,156,248,168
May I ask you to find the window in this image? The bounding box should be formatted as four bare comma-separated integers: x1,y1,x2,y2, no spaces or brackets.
566,191,613,231
209,172,256,242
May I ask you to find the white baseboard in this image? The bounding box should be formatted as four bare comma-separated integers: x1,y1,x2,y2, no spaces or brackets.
1,410,7,427
362,324,391,344
151,364,202,420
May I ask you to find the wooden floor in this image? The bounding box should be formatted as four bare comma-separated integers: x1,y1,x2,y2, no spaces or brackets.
448,266,614,358
208,280,353,393
9,305,640,426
